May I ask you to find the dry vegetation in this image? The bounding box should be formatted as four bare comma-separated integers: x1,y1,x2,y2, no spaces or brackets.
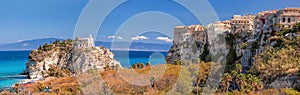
2,62,300,95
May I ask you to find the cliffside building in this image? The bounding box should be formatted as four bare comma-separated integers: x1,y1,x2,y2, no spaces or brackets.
231,14,255,33
167,25,206,64
75,35,95,49
277,8,300,29
167,7,300,66
254,10,278,37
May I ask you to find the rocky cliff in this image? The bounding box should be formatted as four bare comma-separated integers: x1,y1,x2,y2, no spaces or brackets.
22,39,121,79
166,23,232,64
166,8,300,91
166,25,207,64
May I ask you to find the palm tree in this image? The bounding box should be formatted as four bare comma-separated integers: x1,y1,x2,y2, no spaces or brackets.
246,74,257,91
251,77,259,91
221,73,232,92
242,84,252,93
237,73,246,91
256,81,264,91
230,70,238,89
235,64,243,73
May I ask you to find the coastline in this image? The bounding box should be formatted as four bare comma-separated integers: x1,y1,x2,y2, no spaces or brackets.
0,49,169,52
0,50,168,89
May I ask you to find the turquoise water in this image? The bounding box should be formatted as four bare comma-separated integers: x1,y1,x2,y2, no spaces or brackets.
0,51,30,88
112,51,167,67
0,50,167,88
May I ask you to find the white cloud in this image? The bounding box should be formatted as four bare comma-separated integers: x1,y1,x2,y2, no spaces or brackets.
107,36,123,39
131,36,149,41
156,37,173,42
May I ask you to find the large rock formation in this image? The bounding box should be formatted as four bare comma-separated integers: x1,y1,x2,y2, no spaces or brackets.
166,25,207,64
166,22,231,64
22,39,121,79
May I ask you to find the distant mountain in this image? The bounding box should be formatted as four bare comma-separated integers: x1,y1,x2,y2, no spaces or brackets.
0,38,64,51
0,38,172,51
95,41,172,51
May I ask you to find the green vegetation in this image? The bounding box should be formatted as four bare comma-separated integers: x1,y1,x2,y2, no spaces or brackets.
241,42,248,49
3,61,299,95
254,36,300,85
250,42,259,51
131,62,146,69
48,65,72,78
251,24,300,92
29,39,74,63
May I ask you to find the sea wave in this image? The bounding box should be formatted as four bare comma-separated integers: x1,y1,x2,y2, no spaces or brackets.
0,75,27,80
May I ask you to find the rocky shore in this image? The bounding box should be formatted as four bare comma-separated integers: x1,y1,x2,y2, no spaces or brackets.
21,39,121,80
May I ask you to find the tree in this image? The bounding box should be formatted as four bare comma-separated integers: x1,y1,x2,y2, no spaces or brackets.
54,39,60,44
230,70,238,89
14,83,20,93
114,64,120,70
132,64,137,69
140,63,145,69
221,73,232,92
292,22,300,32
174,60,181,65
237,74,246,90
105,65,111,71
38,45,43,50
234,64,242,73
146,62,151,67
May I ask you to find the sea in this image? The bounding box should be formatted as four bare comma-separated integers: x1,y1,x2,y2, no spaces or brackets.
0,50,167,89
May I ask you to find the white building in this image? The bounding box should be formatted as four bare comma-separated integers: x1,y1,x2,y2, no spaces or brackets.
75,35,95,48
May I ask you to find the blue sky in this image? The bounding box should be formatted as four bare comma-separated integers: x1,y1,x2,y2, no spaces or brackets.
0,0,299,44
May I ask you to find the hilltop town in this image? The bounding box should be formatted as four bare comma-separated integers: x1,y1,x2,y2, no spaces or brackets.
167,7,300,92
167,7,300,67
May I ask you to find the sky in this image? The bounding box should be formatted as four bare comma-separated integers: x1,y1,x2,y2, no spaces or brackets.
0,0,299,44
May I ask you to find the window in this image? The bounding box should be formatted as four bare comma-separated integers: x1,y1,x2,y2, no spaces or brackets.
283,18,286,22
288,18,291,23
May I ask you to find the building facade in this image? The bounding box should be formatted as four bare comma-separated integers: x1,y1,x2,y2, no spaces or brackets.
75,35,95,49
276,8,300,29
231,14,255,33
